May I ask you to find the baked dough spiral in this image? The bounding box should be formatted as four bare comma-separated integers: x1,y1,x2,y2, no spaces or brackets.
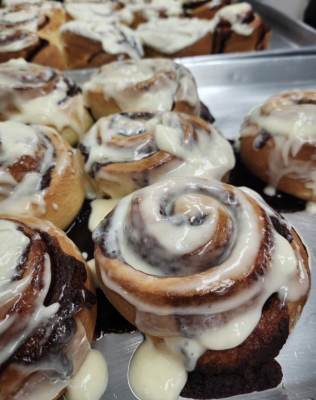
0,2,67,69
78,111,234,198
82,59,201,119
0,121,85,230
240,89,316,201
0,215,96,400
60,20,144,70
0,58,93,145
93,177,310,399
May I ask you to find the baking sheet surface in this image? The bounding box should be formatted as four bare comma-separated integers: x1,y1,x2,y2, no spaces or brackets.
64,54,316,400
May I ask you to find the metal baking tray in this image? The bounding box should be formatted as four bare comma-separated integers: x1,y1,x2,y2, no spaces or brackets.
63,54,316,400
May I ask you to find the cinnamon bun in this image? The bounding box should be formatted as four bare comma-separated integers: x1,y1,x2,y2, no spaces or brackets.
0,214,100,400
93,177,310,400
209,2,271,53
0,3,67,69
0,58,93,145
136,17,212,58
77,111,234,198
240,89,316,204
0,121,85,230
82,59,201,120
60,20,144,70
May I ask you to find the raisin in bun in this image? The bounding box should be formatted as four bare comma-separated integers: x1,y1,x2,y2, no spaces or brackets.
0,214,96,400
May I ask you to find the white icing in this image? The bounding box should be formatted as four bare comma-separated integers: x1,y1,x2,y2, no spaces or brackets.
263,185,276,196
87,258,100,287
209,2,254,36
81,113,234,198
129,337,187,400
240,90,316,195
306,201,316,214
3,0,43,5
65,3,134,25
83,58,199,112
61,20,144,60
0,59,87,140
136,17,211,54
65,349,108,400
88,198,120,231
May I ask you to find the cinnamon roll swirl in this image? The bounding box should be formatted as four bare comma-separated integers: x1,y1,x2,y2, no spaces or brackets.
78,112,234,198
0,59,93,145
0,215,98,400
60,20,144,70
93,177,310,400
136,17,212,58
209,2,271,53
240,90,316,204
0,121,85,230
82,59,201,120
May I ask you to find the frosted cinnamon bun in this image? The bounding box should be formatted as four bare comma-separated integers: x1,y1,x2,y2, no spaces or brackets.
136,17,212,58
240,90,316,205
0,215,108,400
82,59,201,120
93,177,310,400
184,0,232,19
0,3,67,69
0,59,93,145
78,112,234,198
209,2,270,53
60,20,144,70
0,121,85,230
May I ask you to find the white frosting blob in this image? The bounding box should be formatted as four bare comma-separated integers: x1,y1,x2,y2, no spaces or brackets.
136,17,211,54
65,349,108,400
129,337,187,400
209,2,254,35
89,198,120,232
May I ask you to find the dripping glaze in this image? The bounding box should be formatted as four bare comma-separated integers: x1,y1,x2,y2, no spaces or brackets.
93,177,310,400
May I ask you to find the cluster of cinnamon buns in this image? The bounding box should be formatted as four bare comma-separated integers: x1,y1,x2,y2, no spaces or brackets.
0,49,314,400
0,0,271,69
